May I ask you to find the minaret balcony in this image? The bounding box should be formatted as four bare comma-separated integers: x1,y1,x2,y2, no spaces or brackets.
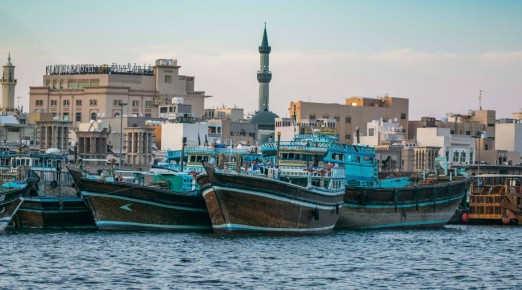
257,72,272,83
258,46,271,54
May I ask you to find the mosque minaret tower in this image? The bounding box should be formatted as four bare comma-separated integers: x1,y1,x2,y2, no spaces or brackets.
257,23,272,112
1,52,16,109
250,24,278,143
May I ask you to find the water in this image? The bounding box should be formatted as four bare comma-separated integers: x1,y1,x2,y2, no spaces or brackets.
1,225,520,289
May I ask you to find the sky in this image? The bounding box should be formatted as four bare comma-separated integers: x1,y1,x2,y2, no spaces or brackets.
1,0,521,120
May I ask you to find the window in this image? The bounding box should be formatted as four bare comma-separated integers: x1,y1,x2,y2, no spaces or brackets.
401,113,407,120
334,116,340,123
309,114,316,120
63,100,70,107
114,100,122,106
36,100,43,106
345,117,351,124
51,100,57,107
63,113,69,121
165,75,172,83
59,81,63,89
75,112,82,122
91,112,97,120
90,99,97,106
369,128,375,136
345,134,351,140
76,100,82,106
145,101,153,108
465,131,471,136
132,100,139,107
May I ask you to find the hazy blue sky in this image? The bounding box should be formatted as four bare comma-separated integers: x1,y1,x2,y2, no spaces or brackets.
1,0,521,119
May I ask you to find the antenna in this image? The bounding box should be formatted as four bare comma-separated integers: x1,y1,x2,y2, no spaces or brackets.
479,90,483,110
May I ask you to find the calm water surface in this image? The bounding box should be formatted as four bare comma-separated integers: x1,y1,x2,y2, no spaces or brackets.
1,225,520,289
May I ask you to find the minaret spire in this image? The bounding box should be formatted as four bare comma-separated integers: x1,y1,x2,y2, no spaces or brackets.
257,24,272,111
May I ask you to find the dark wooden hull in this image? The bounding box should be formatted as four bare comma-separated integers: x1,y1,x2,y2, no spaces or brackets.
337,178,470,229
0,198,24,231
68,166,212,231
12,196,96,230
0,176,40,231
198,163,344,234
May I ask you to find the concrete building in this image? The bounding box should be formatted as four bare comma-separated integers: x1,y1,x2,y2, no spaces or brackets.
204,107,244,122
75,129,109,161
495,121,522,160
408,111,492,141
289,95,409,144
29,59,211,135
0,115,36,146
37,120,72,153
360,118,406,147
160,122,223,151
416,127,475,167
275,117,337,141
124,126,154,167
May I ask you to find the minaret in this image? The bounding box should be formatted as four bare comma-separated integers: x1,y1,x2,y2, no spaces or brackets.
257,24,272,112
1,52,16,109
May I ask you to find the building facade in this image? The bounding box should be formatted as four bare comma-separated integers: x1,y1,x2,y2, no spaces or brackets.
29,59,211,135
289,95,409,144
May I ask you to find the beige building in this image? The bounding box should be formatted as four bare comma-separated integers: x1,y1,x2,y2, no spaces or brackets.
125,127,154,167
205,107,245,122
37,120,72,153
29,59,211,138
289,96,409,144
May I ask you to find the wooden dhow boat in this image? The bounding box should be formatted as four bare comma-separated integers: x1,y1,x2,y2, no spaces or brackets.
6,165,96,230
67,165,211,231
197,162,345,234
468,174,522,225
334,146,471,229
0,173,40,231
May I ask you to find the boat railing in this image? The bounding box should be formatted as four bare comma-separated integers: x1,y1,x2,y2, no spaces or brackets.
469,195,504,204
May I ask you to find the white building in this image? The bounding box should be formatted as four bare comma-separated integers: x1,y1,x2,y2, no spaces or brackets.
416,127,475,166
160,122,223,151
359,118,406,147
275,117,337,141
495,122,522,155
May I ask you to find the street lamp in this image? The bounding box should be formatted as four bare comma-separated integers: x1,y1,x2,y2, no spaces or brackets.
119,102,127,168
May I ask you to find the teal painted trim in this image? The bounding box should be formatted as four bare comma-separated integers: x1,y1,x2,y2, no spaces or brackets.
18,208,91,214
23,197,83,203
208,186,341,210
214,223,334,232
344,194,464,209
351,219,448,229
96,221,212,230
82,191,207,212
